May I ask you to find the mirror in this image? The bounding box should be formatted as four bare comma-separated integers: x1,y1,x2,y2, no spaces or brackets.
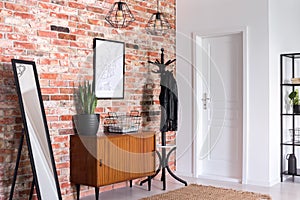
11,59,62,200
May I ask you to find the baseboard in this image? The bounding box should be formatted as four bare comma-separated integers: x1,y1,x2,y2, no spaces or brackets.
197,174,241,183
269,177,280,186
246,178,278,187
242,176,280,187
173,170,194,178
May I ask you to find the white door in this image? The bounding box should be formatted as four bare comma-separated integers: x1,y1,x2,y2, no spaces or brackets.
195,32,243,181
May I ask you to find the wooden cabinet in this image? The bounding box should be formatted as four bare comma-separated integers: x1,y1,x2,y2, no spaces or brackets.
70,132,156,199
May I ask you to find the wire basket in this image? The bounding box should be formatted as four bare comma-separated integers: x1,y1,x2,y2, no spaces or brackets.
103,111,141,133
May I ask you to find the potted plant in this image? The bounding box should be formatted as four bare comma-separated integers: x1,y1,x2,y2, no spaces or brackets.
289,89,300,113
73,80,100,135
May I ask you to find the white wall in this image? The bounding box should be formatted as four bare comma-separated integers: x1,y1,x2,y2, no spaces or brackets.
176,0,272,185
269,0,300,185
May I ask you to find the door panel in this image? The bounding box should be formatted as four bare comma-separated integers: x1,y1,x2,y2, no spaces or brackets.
70,136,98,186
196,33,243,180
142,134,156,175
129,134,156,178
129,136,144,177
107,136,130,183
97,137,111,185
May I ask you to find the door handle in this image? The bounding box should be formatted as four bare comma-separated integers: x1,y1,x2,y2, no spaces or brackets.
202,92,210,110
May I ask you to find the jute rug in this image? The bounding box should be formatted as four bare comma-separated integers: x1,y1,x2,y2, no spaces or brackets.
140,184,272,200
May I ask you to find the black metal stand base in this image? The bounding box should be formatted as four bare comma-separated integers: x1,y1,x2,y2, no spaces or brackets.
140,147,187,190
10,130,35,200
140,132,187,190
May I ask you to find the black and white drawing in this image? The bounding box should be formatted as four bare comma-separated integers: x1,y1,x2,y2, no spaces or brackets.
93,38,125,99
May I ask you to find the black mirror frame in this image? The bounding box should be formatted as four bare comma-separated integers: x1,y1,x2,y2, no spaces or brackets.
11,59,62,200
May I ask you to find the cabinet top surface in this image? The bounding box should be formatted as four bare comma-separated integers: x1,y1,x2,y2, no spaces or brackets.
70,131,155,138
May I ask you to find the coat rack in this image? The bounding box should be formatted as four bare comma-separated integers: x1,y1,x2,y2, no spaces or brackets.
140,48,187,190
149,48,175,74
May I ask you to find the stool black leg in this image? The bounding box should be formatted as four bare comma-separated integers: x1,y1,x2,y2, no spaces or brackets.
130,180,133,188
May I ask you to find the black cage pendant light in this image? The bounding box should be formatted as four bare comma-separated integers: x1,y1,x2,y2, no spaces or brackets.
146,0,171,35
105,1,135,28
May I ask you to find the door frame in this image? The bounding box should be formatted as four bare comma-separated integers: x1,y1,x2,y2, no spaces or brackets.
192,27,249,184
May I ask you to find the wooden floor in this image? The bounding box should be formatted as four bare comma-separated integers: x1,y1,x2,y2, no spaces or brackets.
81,175,300,200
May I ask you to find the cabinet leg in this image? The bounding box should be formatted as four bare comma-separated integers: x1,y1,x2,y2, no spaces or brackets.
95,187,99,200
147,176,151,191
129,180,132,188
76,184,80,200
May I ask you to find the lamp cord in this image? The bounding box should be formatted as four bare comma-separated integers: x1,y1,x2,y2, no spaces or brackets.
157,0,159,12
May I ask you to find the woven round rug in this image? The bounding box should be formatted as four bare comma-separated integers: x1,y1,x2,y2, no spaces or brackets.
140,184,272,200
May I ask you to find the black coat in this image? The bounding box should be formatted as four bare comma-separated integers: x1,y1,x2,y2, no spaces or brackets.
159,71,178,132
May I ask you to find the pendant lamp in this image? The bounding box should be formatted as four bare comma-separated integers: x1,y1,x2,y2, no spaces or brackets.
105,1,135,28
146,0,171,35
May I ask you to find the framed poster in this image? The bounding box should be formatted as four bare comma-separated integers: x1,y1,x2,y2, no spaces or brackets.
93,38,125,99
11,59,62,200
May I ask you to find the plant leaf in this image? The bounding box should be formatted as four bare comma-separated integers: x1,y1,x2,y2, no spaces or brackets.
75,80,97,114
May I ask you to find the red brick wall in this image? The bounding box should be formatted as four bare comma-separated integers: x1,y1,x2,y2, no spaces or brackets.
0,0,176,199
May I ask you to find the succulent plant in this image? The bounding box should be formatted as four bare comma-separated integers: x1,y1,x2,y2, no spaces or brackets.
75,80,97,114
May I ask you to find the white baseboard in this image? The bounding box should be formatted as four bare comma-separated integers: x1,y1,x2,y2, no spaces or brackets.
197,174,241,183
173,170,194,178
269,177,280,186
246,178,279,187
